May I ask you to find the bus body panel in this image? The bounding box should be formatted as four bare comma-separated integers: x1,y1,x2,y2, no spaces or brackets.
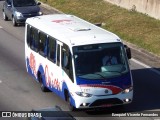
26,50,76,96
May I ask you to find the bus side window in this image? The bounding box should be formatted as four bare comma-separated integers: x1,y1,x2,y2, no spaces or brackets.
39,32,47,57
27,24,31,46
48,37,56,63
57,44,60,66
30,27,39,52
62,44,74,82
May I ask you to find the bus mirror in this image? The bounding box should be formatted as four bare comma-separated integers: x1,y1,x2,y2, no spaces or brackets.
124,45,131,59
37,2,41,5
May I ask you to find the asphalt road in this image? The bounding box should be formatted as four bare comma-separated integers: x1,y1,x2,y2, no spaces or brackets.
0,1,160,120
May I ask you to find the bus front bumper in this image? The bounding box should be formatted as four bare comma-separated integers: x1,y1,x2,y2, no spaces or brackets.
73,90,133,109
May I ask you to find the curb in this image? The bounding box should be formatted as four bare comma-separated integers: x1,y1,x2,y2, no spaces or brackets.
40,2,64,14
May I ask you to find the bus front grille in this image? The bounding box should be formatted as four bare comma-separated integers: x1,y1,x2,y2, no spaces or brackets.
90,98,123,107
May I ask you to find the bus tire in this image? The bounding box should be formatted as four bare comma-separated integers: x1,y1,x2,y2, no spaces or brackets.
39,74,49,92
66,92,76,111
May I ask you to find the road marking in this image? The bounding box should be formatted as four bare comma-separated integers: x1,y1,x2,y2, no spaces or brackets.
0,80,2,84
0,26,3,29
131,58,160,76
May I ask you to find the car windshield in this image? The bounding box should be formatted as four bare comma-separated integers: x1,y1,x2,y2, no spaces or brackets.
73,43,129,80
13,0,36,7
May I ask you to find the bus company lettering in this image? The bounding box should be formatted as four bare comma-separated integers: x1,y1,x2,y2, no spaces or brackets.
52,19,77,25
29,53,36,76
45,65,61,91
52,19,72,23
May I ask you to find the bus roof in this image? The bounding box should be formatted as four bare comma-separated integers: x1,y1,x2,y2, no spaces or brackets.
26,14,121,46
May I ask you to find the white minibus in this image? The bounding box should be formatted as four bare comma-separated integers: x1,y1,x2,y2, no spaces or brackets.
25,14,133,111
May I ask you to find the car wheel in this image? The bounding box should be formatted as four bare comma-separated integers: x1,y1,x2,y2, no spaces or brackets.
3,11,8,21
12,17,17,26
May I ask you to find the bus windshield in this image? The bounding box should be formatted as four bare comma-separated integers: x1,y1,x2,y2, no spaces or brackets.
73,43,129,80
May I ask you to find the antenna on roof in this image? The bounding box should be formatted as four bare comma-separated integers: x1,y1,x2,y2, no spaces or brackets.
94,23,102,27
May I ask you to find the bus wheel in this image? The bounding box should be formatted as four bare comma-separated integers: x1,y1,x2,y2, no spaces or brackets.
66,92,76,111
39,74,49,92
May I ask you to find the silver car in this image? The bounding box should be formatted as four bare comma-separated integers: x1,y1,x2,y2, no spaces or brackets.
2,0,42,26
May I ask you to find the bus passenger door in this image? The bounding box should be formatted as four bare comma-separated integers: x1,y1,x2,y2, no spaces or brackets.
61,44,74,83
55,41,64,90
56,41,63,67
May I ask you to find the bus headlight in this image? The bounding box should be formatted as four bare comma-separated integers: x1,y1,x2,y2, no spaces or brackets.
76,92,92,97
122,86,133,94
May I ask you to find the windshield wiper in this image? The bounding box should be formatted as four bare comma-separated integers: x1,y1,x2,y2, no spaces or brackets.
103,71,122,75
94,73,107,79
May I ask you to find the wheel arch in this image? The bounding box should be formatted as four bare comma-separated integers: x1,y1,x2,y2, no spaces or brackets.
37,71,41,83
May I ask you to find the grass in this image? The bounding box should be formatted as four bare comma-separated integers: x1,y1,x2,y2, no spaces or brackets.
39,0,160,56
